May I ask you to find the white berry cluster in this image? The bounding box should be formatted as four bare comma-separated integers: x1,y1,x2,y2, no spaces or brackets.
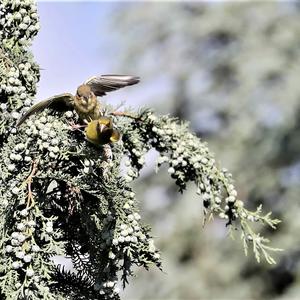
0,61,38,96
22,113,69,162
1,195,65,298
1,66,21,95
75,183,162,297
0,58,38,134
0,62,36,146
122,134,148,182
0,0,40,144
0,0,39,47
1,114,69,182
18,61,38,91
6,141,31,174
121,110,240,224
112,191,143,247
111,190,161,268
82,158,96,175
94,279,120,299
0,63,37,113
4,208,40,281
117,109,281,264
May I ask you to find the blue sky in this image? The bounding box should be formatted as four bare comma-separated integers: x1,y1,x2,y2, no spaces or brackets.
31,2,145,107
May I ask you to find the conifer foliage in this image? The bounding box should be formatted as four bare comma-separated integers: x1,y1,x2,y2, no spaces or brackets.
0,1,281,299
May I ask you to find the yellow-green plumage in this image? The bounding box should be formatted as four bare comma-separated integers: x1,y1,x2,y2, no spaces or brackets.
85,117,120,145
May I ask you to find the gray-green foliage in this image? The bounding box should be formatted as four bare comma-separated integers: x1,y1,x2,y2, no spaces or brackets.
0,109,164,299
112,2,300,299
0,107,280,299
0,0,39,145
0,1,282,300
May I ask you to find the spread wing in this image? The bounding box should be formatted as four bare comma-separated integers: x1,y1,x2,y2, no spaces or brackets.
84,75,140,97
17,93,74,127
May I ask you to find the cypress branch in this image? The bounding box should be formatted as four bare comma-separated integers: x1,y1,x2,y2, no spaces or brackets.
0,1,281,299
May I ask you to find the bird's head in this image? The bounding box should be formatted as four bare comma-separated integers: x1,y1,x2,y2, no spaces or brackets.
85,117,119,145
97,117,112,133
76,84,93,104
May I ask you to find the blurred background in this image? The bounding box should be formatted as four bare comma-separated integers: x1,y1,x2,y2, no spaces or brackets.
33,1,300,299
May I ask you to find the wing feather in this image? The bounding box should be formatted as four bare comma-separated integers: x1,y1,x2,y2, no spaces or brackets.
17,93,74,126
84,75,140,97
110,129,121,143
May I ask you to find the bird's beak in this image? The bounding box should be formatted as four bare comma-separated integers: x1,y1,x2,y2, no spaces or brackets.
99,123,106,133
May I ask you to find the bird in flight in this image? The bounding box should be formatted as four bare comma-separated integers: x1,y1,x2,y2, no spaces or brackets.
17,74,140,126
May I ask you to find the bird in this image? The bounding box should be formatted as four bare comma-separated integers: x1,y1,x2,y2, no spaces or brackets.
17,75,140,126
85,116,120,146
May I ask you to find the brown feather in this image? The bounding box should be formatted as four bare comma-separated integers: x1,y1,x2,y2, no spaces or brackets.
17,93,74,127
84,75,140,97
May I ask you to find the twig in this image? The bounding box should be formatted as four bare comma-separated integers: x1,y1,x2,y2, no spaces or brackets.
25,160,39,209
110,111,140,120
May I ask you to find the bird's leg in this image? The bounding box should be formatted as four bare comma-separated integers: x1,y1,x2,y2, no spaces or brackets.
68,120,87,131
